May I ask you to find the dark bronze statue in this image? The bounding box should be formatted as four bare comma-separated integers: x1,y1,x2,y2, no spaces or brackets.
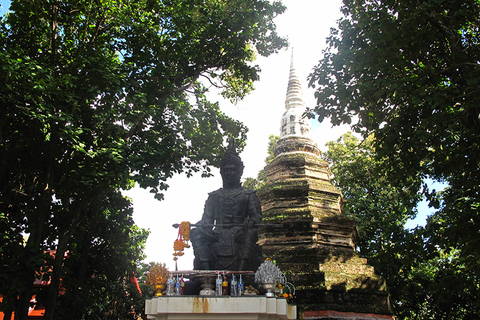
190,140,263,271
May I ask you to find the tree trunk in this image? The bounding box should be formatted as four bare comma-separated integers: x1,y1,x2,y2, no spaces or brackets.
43,192,102,320
2,295,15,320
42,230,69,320
14,232,45,320
14,274,34,320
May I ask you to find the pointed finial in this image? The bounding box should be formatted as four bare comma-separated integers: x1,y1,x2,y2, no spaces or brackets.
285,48,304,111
290,47,295,70
279,47,312,138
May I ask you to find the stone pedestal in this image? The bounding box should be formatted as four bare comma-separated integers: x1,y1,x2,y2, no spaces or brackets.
145,296,297,320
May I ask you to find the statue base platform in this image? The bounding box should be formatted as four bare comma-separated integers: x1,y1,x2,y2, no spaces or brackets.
145,296,297,320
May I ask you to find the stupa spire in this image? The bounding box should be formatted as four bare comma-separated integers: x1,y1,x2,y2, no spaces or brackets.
279,48,311,138
285,49,304,110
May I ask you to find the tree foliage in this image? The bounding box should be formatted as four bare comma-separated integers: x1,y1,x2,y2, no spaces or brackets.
49,191,149,320
0,0,286,319
323,133,420,255
310,1,480,317
325,133,479,319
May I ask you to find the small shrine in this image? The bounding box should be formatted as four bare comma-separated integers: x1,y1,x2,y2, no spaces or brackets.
145,139,297,320
144,266,297,320
257,51,392,319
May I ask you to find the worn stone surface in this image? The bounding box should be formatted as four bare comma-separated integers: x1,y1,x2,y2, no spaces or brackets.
257,149,390,315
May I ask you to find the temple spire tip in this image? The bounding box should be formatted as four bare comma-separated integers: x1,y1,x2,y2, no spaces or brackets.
279,47,312,138
290,47,295,70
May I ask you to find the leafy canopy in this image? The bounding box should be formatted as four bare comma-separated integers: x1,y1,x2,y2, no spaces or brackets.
325,133,479,319
309,0,480,192
310,0,480,317
0,0,287,319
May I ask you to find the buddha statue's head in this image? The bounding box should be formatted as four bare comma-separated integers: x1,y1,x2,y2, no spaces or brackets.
220,139,244,189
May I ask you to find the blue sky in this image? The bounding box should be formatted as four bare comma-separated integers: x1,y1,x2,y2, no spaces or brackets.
0,1,10,16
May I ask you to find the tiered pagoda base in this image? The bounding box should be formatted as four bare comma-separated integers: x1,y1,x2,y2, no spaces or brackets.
257,136,391,317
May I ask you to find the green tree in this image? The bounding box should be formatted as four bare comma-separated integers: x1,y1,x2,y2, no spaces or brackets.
310,0,480,316
323,133,423,318
0,1,287,319
323,133,421,256
324,133,479,319
48,190,149,320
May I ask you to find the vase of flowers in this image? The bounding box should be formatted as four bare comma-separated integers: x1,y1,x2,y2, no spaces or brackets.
254,259,286,298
